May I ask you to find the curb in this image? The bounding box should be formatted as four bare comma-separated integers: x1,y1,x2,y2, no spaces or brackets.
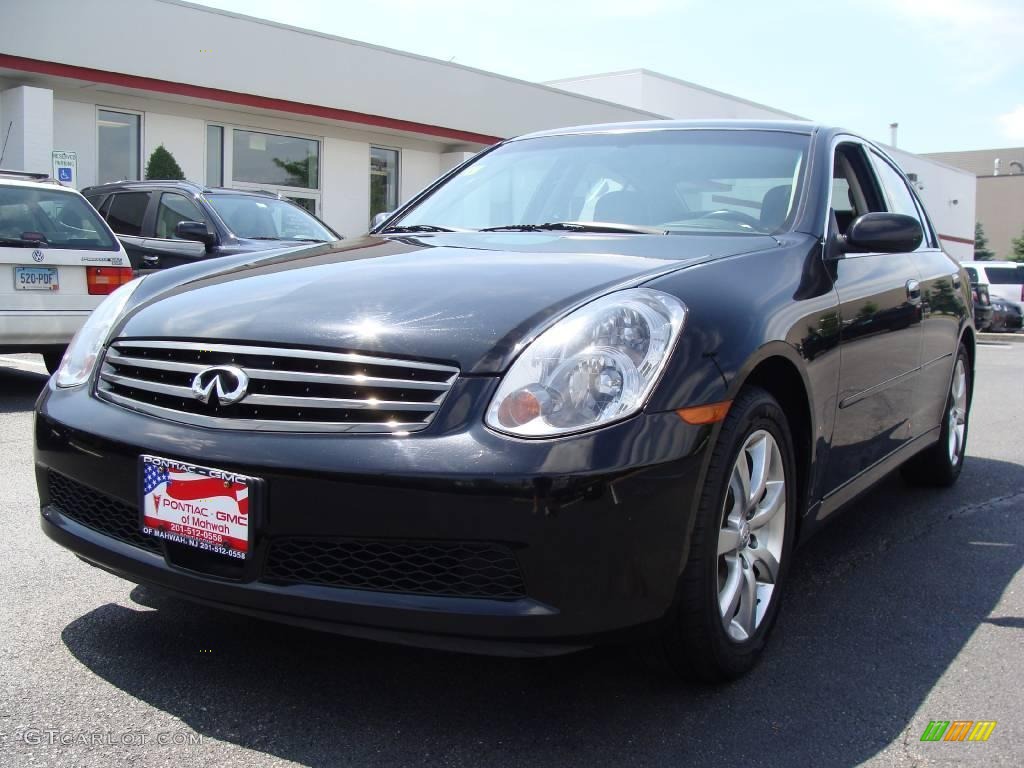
978,332,1024,344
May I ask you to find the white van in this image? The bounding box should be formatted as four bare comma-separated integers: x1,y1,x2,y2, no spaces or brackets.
0,171,132,372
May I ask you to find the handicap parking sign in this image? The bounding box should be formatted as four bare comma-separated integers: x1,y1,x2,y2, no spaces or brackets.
51,150,77,186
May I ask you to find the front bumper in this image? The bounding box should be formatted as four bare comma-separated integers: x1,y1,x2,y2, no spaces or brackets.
35,379,711,656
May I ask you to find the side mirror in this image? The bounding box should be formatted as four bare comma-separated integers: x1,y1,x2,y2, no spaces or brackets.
841,213,922,255
175,220,217,248
371,212,392,230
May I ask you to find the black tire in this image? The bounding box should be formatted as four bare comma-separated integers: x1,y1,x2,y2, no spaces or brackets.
42,348,66,375
900,344,970,487
647,386,798,683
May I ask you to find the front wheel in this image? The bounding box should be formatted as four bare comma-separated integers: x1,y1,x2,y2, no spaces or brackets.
901,344,971,487
649,387,797,682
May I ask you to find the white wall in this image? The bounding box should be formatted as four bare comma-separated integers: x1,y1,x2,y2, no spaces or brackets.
144,112,205,182
888,146,977,262
53,99,97,188
548,70,801,121
321,137,370,238
399,148,441,205
0,0,660,142
0,86,53,173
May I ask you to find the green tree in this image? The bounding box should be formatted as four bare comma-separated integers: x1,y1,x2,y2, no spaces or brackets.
974,222,995,260
1011,228,1024,262
144,145,185,180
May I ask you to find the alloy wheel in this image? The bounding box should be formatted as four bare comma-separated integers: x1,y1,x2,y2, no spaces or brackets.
947,358,968,465
717,430,787,643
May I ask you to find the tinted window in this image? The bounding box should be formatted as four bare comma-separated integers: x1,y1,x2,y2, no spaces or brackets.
984,266,1024,285
370,147,399,220
105,192,150,236
964,267,979,282
155,193,205,239
206,125,224,187
397,130,809,234
97,110,141,184
232,130,319,189
0,187,117,250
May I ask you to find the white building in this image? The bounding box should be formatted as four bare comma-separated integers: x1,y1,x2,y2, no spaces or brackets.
0,0,976,258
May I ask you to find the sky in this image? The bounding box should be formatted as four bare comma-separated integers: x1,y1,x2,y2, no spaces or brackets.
192,0,1024,154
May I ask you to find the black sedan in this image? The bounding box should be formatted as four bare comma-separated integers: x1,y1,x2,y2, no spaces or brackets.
36,121,975,682
82,181,341,272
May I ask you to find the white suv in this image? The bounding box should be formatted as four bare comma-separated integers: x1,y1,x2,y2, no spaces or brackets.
961,260,1024,312
1,171,131,372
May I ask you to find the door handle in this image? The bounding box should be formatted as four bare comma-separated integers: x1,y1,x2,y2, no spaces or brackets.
906,279,921,303
142,254,160,267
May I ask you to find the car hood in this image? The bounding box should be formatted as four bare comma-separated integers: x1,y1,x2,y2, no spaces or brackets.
121,232,778,374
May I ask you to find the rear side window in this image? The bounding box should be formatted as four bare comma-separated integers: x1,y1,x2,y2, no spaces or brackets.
984,266,1024,285
964,267,979,282
105,192,150,236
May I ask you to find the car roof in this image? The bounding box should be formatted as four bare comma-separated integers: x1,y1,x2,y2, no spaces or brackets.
961,260,1022,267
0,176,84,194
80,180,283,199
513,119,822,141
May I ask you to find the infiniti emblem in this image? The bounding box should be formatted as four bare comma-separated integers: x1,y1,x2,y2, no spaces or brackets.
32,250,44,262
191,365,249,406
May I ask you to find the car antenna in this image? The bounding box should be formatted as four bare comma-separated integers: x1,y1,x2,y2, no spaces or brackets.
0,121,12,167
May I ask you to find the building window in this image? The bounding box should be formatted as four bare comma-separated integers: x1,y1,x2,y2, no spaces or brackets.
370,147,399,219
97,109,141,184
232,129,318,189
206,125,224,187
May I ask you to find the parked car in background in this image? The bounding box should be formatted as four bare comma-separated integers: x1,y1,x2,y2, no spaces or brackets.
961,260,1024,313
988,298,1023,333
37,122,974,683
82,181,342,272
0,170,132,372
964,268,993,331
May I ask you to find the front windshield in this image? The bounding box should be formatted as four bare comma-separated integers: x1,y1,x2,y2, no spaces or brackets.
0,186,118,250
395,129,809,235
205,194,336,241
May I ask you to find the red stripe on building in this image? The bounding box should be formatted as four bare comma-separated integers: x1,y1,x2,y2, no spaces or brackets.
939,233,974,246
0,53,502,146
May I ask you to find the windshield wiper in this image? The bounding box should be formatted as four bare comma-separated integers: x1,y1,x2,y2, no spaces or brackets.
479,221,666,235
0,236,48,247
289,237,328,242
380,224,456,233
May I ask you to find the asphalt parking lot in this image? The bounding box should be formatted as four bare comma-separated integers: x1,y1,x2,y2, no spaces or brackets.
1,344,1021,768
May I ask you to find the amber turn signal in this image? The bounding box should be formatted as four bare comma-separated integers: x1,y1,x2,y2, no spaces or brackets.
676,400,732,425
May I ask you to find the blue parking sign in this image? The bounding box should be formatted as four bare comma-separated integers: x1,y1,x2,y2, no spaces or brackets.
57,167,72,182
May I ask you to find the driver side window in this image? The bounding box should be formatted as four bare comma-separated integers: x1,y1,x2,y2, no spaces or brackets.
155,193,205,240
831,144,885,235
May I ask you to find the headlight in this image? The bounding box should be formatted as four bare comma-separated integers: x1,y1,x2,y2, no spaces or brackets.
54,278,144,388
485,288,687,437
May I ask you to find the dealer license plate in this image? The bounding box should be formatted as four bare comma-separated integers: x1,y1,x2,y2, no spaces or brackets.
140,455,256,560
14,266,59,290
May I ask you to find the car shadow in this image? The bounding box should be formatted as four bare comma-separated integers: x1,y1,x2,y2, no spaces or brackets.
0,366,48,414
60,456,1024,767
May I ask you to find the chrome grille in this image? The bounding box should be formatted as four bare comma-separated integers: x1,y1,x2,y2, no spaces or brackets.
96,339,459,433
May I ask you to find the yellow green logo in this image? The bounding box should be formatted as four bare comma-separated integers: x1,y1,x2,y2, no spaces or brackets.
920,720,997,742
